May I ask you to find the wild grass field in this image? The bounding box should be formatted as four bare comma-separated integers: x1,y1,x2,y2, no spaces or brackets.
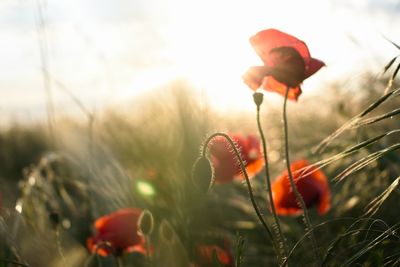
0,63,399,267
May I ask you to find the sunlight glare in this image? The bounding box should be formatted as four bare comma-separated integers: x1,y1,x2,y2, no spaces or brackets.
137,180,156,197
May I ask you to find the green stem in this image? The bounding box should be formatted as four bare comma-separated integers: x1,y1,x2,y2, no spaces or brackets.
145,235,152,266
202,133,279,256
55,227,66,267
282,87,320,264
255,101,288,262
116,256,123,267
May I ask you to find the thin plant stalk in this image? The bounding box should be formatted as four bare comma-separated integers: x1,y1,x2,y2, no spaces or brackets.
52,78,97,220
0,258,30,267
145,235,152,266
55,226,66,267
254,93,288,261
282,87,320,264
34,0,55,144
116,256,123,267
202,133,280,258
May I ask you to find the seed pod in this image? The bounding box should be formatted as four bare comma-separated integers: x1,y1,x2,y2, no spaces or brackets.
138,209,154,236
253,92,264,107
191,156,214,193
49,211,60,229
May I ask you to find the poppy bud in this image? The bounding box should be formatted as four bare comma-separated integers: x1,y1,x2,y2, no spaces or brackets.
138,209,154,236
49,211,60,229
191,156,214,192
252,92,264,107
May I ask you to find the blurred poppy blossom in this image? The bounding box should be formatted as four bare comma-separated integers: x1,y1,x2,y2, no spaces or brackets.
208,133,264,183
195,243,234,266
243,29,325,101
87,208,146,256
272,160,330,215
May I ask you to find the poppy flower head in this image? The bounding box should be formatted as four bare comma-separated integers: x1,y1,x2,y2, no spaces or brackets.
268,47,305,87
243,29,325,101
87,208,145,256
271,160,331,216
208,133,264,183
195,242,234,267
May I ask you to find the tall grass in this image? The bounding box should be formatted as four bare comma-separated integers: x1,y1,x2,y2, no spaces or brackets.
0,75,399,266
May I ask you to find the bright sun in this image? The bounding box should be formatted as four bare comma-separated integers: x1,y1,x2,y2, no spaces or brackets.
120,0,381,111
124,1,266,111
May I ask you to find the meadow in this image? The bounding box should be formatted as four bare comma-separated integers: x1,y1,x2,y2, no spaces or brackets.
1,32,400,266
0,21,400,267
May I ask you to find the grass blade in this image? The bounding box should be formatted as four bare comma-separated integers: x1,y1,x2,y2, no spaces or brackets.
383,36,400,51
391,63,400,81
293,130,400,180
354,108,400,127
364,176,400,216
334,143,400,182
342,222,400,267
382,56,398,75
314,88,400,153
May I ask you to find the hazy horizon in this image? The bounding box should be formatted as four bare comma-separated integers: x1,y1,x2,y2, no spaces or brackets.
1,0,399,124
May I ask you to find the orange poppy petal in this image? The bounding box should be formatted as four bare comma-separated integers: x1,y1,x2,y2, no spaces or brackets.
272,160,331,216
250,29,311,65
87,236,96,253
88,208,144,255
87,237,113,256
317,188,331,215
312,168,331,215
261,76,302,101
210,133,264,184
236,158,264,181
297,163,331,215
197,245,233,266
242,66,271,90
275,205,304,216
126,243,148,255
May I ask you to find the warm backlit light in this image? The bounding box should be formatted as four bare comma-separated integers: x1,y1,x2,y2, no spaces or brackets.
136,181,156,196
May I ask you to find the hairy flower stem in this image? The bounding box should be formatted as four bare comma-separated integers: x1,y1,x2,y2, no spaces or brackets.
202,133,280,257
282,87,321,264
255,97,288,262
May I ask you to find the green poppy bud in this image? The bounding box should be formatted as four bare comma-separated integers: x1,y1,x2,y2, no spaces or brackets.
191,156,214,193
252,92,264,107
138,209,154,236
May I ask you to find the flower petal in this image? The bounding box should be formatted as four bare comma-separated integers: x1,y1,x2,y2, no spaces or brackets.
271,160,331,216
261,76,302,101
305,58,326,79
209,134,264,183
88,208,144,255
250,29,311,65
242,66,271,90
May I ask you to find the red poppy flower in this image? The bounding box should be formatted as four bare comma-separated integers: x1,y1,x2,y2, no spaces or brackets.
196,243,234,266
243,29,325,101
87,208,145,256
271,160,330,215
208,133,264,183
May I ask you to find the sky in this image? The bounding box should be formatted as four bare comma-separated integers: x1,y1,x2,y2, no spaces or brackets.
1,0,400,124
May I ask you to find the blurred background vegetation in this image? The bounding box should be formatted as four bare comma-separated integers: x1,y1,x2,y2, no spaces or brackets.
0,72,399,266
